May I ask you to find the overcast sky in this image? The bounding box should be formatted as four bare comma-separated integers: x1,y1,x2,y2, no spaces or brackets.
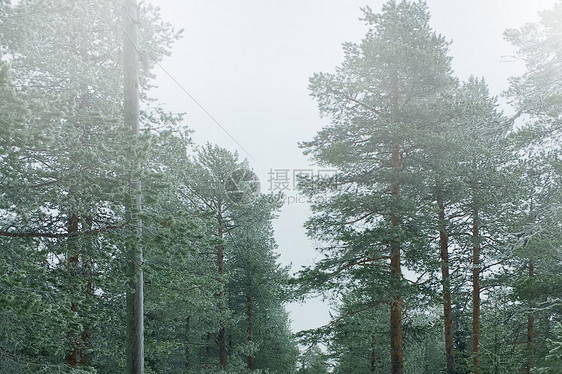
146,0,558,333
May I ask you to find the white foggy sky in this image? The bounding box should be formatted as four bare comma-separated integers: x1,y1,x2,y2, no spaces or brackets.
146,0,557,333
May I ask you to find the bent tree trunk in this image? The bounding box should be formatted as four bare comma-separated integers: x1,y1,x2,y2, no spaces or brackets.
437,191,455,373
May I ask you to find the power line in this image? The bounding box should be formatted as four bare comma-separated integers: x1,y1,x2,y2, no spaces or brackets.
153,61,257,163
117,0,257,163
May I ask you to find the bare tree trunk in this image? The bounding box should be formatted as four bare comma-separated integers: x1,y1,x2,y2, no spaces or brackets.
123,0,144,372
437,191,455,374
247,293,254,370
472,207,481,374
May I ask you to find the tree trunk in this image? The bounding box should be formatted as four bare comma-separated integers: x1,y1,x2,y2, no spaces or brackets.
79,276,92,365
526,260,535,374
65,215,93,366
65,215,80,367
390,143,403,374
124,0,144,372
370,334,376,372
437,191,455,374
185,315,190,371
206,332,211,362
247,293,254,370
389,71,403,374
472,207,481,374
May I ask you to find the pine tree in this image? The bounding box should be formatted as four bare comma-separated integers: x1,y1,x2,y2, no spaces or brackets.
226,195,298,372
504,1,562,128
299,2,455,372
451,77,511,374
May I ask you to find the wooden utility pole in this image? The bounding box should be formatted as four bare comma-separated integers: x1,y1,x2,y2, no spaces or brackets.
216,207,229,369
437,188,455,374
526,259,535,374
472,206,481,374
123,0,144,373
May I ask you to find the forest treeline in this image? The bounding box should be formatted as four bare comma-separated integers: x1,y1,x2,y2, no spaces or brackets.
0,0,561,374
